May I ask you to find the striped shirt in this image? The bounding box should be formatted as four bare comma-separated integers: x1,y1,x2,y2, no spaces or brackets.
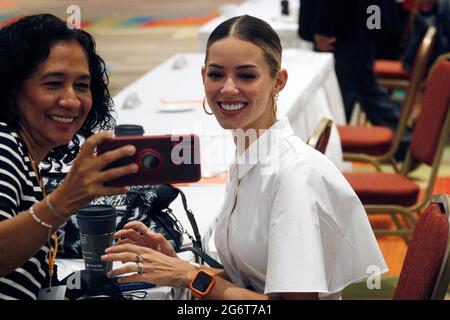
0,122,50,300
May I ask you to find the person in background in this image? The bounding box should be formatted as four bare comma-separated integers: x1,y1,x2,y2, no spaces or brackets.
298,0,402,131
0,14,138,299
402,0,450,72
102,15,387,300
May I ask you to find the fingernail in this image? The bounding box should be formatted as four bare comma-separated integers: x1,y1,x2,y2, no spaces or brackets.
127,146,136,154
101,255,107,260
106,272,112,278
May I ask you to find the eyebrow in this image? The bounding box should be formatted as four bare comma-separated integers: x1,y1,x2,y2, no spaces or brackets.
207,63,258,70
39,72,91,81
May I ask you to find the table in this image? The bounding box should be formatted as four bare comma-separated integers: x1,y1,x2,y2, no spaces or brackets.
55,257,191,300
198,0,305,52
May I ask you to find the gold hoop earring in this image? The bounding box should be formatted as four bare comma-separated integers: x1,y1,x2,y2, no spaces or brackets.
203,97,214,115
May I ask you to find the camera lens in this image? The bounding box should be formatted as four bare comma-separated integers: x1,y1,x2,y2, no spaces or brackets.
140,152,160,170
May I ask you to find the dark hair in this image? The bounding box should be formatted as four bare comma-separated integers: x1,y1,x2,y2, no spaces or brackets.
0,14,115,171
205,15,282,77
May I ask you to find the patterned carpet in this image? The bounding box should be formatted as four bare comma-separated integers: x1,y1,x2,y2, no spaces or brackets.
0,13,220,28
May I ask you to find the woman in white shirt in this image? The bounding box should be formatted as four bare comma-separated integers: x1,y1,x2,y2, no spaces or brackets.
102,15,387,300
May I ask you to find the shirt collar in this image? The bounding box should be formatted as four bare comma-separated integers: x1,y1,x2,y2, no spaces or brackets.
234,117,295,180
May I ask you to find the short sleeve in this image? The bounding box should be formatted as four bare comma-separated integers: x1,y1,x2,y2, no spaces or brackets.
264,157,387,295
265,161,329,294
0,128,23,220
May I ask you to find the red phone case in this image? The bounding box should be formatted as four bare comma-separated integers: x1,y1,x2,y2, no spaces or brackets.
97,134,201,186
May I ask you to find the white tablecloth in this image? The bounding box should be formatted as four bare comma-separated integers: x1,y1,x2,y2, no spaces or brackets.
56,256,190,300
198,0,304,51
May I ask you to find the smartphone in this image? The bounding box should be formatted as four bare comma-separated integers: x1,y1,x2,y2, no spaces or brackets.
97,134,201,186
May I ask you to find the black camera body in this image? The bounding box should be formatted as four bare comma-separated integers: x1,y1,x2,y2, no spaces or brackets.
97,134,201,187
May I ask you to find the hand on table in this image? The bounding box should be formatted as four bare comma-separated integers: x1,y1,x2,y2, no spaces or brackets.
101,243,198,288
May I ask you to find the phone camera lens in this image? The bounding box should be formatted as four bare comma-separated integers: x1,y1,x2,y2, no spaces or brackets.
140,152,159,170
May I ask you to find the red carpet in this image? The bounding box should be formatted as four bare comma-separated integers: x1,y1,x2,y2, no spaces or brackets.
433,176,450,194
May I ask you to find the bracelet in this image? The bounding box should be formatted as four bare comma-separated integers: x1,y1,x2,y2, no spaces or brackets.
29,205,53,230
46,195,68,222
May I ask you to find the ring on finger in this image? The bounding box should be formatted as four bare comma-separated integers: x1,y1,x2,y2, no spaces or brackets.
137,262,145,274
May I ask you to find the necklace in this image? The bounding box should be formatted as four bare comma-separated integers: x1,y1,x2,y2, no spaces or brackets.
28,151,59,288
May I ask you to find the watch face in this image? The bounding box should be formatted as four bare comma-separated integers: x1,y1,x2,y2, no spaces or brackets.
192,271,213,292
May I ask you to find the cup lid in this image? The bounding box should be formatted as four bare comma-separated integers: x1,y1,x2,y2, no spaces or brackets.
76,205,117,234
76,205,116,219
114,124,144,136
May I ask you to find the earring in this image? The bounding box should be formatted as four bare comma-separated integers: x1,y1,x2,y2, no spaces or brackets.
273,93,279,115
203,97,214,115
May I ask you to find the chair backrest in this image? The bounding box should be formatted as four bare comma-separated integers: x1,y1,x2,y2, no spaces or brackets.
393,194,450,300
402,25,436,115
306,118,333,154
388,26,436,158
409,58,450,166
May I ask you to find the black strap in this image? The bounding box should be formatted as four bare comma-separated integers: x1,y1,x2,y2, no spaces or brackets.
172,186,223,268
173,186,203,251
178,246,223,269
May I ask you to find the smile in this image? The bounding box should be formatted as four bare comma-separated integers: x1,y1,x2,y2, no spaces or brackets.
49,115,75,123
219,102,248,111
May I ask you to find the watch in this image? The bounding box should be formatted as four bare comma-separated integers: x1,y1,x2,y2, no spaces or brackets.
189,269,216,299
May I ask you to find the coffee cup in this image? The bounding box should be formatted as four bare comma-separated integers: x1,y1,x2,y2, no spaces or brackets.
76,205,117,274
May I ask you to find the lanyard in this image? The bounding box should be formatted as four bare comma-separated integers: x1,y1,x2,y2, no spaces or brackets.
28,153,58,288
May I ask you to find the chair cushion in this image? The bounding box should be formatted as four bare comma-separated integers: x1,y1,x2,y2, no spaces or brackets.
374,60,410,80
393,203,449,300
338,125,394,155
344,172,420,206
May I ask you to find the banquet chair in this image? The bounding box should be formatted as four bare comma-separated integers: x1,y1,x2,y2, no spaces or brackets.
338,26,437,173
393,194,450,300
306,118,333,154
343,57,450,238
342,194,450,300
374,25,436,91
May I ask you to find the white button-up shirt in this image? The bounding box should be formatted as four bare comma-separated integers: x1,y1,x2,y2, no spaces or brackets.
214,118,388,299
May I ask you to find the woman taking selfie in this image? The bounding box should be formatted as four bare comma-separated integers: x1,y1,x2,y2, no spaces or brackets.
102,15,387,300
0,14,138,299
